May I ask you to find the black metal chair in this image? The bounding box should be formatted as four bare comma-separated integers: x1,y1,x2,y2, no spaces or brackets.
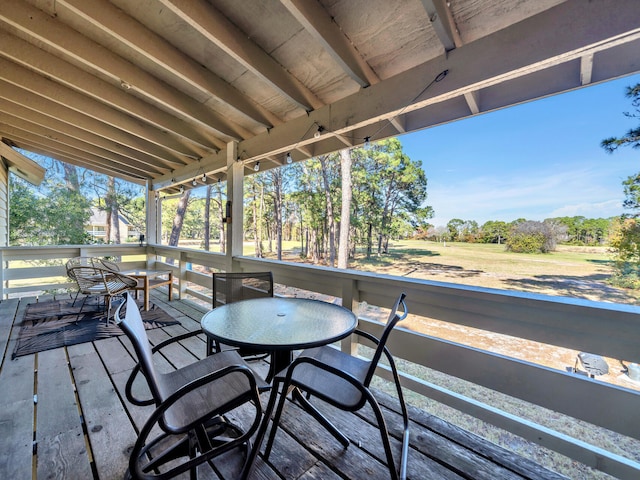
250,293,410,480
207,271,274,359
115,292,269,480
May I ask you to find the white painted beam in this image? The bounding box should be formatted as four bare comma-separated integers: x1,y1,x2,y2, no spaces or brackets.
0,124,160,179
0,114,169,176
0,141,45,186
0,0,242,142
3,135,144,183
420,0,461,52
581,53,595,85
0,98,180,172
0,58,195,162
56,0,279,130
0,80,186,171
464,90,481,114
0,30,216,155
279,0,379,87
157,0,323,111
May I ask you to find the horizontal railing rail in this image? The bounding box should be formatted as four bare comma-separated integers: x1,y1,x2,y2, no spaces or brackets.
1,244,639,478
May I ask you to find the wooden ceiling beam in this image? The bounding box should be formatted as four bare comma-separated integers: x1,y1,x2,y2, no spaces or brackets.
154,0,640,188
55,0,279,130
279,0,379,88
0,30,216,155
0,80,187,170
0,128,149,182
0,141,45,186
157,0,323,111
0,98,174,171
0,114,169,177
0,0,242,143
0,58,199,161
420,0,463,52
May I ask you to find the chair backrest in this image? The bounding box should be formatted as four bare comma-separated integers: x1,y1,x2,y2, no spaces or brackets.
69,265,107,293
212,271,274,308
115,292,163,402
66,256,119,280
364,292,408,387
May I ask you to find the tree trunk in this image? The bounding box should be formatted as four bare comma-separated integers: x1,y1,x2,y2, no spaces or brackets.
216,183,225,253
367,223,373,258
168,190,191,246
204,185,212,251
251,182,262,257
318,155,336,267
111,200,121,243
105,208,112,244
338,149,352,269
271,169,283,261
63,163,80,191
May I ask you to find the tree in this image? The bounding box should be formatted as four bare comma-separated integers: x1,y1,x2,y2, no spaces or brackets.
480,220,509,244
601,83,640,153
168,190,192,246
505,220,558,253
318,155,337,266
337,148,352,268
446,218,464,241
601,82,640,285
9,155,93,246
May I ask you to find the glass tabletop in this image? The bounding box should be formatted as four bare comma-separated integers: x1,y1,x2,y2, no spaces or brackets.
201,297,357,351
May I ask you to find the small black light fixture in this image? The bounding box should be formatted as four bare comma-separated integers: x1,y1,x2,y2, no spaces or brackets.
139,234,145,247
286,152,292,164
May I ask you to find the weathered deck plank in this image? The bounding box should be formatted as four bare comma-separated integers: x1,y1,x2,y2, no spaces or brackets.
0,291,568,480
36,347,92,479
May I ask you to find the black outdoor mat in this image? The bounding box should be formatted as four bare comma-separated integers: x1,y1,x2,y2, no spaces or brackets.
12,297,180,359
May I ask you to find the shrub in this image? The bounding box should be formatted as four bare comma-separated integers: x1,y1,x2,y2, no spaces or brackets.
505,221,557,253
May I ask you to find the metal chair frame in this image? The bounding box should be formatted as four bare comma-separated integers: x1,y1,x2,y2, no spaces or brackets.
68,265,137,322
66,256,120,305
249,293,410,480
115,292,268,480
208,271,274,360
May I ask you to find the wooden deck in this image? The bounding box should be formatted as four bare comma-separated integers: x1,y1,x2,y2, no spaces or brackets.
0,291,568,480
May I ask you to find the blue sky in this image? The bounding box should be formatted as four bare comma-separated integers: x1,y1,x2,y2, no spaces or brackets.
400,73,640,227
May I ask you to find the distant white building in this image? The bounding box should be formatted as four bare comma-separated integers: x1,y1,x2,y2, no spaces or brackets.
86,208,138,242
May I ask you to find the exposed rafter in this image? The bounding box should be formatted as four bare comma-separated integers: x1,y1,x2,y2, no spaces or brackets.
0,0,636,191
279,0,379,88
156,0,323,111
55,0,279,130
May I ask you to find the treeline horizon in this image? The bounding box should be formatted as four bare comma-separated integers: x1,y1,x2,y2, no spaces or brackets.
421,215,614,246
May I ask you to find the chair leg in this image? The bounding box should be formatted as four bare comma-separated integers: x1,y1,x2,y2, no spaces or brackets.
364,390,401,480
263,380,290,460
241,379,281,479
294,390,349,448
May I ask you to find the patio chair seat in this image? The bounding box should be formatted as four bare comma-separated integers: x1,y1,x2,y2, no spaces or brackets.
248,293,411,480
115,292,269,479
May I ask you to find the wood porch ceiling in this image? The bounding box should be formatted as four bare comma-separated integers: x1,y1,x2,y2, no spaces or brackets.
0,0,639,193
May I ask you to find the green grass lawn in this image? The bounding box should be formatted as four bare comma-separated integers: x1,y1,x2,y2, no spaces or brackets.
268,239,637,304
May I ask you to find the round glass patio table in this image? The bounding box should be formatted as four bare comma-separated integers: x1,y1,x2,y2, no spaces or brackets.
201,297,357,381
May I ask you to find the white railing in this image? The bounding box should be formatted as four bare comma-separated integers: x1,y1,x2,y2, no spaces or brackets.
1,244,639,478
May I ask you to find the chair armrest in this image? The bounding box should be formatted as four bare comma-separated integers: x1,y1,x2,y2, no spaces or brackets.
280,354,366,392
156,363,263,434
124,330,206,406
354,328,397,370
150,330,205,353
